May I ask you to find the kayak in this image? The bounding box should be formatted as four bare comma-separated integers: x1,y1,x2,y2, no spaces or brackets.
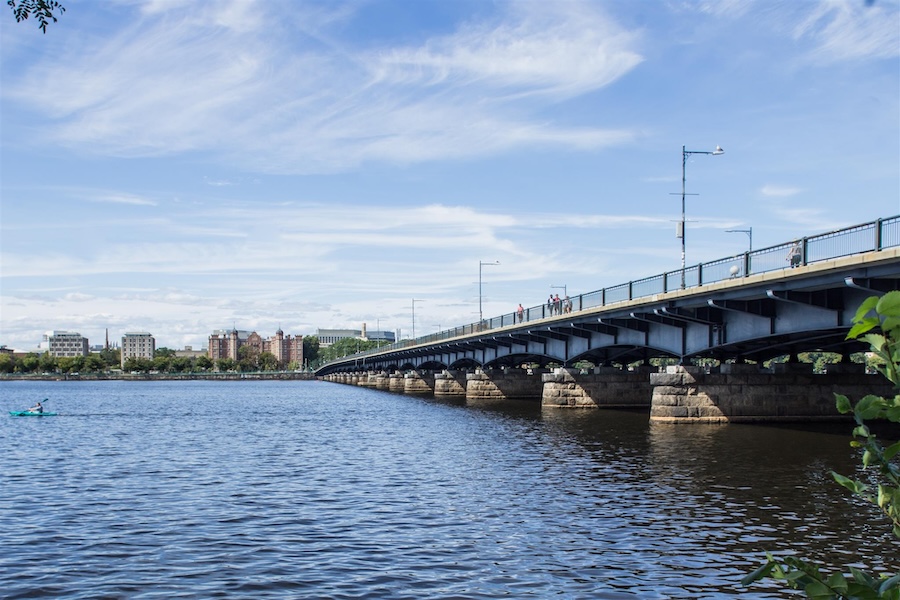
9,411,58,417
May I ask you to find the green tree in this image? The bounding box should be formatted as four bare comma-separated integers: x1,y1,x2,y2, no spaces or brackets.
237,345,258,372
99,347,120,368
259,351,278,372
743,292,900,599
83,354,106,372
195,355,213,371
152,355,172,372
155,347,176,358
123,357,152,372
217,357,236,372
7,0,64,33
170,356,193,373
20,353,40,372
38,352,56,373
0,354,15,373
319,337,395,363
57,355,84,373
303,336,320,363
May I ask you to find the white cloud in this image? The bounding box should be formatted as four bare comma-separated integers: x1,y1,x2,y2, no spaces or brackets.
794,0,899,63
372,1,643,98
5,0,642,174
91,192,158,206
761,184,803,197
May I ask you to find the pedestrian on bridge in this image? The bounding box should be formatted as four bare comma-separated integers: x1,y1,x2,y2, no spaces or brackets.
788,241,802,267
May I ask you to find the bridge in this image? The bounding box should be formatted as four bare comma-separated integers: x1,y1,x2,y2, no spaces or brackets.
317,216,900,423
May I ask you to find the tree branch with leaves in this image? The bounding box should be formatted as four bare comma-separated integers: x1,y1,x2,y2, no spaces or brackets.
743,291,900,599
7,0,65,33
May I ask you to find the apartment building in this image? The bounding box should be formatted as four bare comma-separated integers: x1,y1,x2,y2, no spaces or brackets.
45,331,90,357
121,332,156,367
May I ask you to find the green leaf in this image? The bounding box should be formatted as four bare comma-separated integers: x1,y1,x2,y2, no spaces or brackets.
848,318,879,339
826,572,849,593
835,394,852,414
863,333,888,351
853,296,881,323
877,291,900,317
881,573,900,589
855,395,885,420
863,449,874,467
887,406,900,423
804,580,834,598
884,315,900,334
741,562,774,586
851,566,876,586
852,424,871,438
885,442,900,461
832,471,868,494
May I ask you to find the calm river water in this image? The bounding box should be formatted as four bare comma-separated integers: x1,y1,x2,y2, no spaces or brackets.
1,380,896,599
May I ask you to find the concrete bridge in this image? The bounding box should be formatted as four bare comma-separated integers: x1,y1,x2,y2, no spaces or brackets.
317,216,900,423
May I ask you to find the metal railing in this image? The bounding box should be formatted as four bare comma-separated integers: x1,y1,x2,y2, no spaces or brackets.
322,215,900,367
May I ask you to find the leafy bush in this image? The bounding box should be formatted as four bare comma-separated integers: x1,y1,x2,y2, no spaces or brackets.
742,292,900,599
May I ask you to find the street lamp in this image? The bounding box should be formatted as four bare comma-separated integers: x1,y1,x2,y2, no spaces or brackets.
725,227,752,252
679,144,724,288
479,260,499,323
550,284,567,297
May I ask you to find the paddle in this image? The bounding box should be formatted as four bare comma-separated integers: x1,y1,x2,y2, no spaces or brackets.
26,398,49,413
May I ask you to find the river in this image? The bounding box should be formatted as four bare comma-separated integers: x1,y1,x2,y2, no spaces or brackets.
1,379,896,598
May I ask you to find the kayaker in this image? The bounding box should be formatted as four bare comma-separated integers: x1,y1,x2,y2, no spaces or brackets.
28,401,44,414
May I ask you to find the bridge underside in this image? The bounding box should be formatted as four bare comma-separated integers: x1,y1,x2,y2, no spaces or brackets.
317,254,900,376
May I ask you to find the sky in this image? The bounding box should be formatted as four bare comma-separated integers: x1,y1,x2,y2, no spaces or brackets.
1,0,898,352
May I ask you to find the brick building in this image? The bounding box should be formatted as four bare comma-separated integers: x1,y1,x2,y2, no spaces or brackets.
208,328,302,368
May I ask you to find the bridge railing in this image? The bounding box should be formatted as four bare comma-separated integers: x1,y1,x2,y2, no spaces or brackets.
323,215,900,368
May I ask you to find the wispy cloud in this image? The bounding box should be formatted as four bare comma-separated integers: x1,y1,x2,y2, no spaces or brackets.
793,0,899,63
372,1,643,98
5,0,643,174
90,192,158,206
761,184,803,197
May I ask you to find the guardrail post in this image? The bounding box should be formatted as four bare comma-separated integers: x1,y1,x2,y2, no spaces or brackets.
698,263,703,286
876,218,883,250
628,282,633,300
743,252,751,277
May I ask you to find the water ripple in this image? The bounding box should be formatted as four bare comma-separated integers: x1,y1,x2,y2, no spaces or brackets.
1,380,896,598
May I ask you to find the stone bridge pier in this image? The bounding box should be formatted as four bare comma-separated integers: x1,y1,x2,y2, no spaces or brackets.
434,370,467,400
466,368,546,401
542,367,655,408
650,364,895,423
404,370,436,396
388,372,406,393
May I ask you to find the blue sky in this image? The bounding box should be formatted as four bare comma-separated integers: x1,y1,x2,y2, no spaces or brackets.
1,0,898,352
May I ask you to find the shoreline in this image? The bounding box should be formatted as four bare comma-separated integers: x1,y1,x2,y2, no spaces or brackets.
0,372,317,382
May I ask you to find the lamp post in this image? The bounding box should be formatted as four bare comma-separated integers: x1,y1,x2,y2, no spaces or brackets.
725,227,752,252
479,260,499,323
550,284,567,297
680,144,724,288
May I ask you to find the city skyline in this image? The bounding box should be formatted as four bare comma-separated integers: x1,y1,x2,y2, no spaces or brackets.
2,0,898,351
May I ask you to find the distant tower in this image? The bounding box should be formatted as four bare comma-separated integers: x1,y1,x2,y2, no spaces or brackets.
105,328,109,351
361,322,367,340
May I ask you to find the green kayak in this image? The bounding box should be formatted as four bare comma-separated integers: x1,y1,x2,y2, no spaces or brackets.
9,411,58,417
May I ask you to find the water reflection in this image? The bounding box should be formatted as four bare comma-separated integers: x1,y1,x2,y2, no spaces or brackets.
2,381,897,599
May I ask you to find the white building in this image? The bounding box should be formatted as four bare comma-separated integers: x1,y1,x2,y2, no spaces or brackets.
315,324,395,347
44,331,90,357
121,332,155,366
